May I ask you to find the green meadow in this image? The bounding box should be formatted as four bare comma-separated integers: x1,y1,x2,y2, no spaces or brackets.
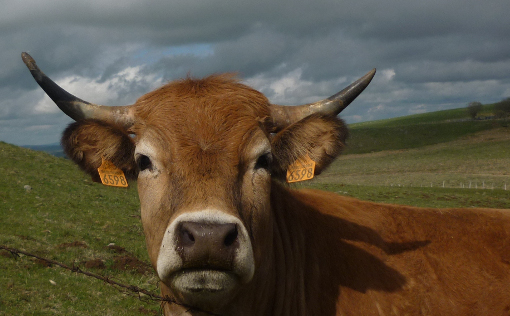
1,105,509,315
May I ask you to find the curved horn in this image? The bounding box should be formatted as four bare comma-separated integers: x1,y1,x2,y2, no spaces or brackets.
21,52,134,127
269,68,376,130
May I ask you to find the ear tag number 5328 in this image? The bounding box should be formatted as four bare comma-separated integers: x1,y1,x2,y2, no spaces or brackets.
97,158,128,187
286,155,315,183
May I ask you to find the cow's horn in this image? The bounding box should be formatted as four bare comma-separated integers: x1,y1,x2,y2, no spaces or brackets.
269,68,376,130
21,52,134,127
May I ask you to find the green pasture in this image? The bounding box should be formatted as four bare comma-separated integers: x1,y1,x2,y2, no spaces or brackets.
0,143,159,315
345,104,507,154
1,105,510,315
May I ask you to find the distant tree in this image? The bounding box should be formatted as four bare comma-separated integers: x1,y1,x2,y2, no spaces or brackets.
467,101,483,119
494,98,510,119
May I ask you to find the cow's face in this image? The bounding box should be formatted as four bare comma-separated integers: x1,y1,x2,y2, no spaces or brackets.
130,77,274,310
22,52,374,313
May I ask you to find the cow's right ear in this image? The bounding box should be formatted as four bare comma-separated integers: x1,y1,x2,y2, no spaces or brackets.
61,119,137,183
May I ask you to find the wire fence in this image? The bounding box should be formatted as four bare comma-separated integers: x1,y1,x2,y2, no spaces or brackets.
388,181,508,190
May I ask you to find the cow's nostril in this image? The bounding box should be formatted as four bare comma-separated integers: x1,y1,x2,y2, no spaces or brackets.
224,226,238,247
180,227,195,246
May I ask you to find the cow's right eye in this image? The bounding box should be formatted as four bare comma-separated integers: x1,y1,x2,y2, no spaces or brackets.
137,155,153,171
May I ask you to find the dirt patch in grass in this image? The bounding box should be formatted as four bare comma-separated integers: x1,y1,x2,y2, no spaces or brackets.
34,258,53,267
113,255,152,274
106,244,127,253
1,250,12,258
84,258,106,269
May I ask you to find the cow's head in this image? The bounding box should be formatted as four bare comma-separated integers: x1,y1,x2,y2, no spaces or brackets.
22,52,374,313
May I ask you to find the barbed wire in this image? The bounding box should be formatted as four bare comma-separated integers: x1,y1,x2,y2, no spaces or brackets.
0,245,218,316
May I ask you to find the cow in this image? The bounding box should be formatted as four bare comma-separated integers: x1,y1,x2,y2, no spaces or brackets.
22,52,510,316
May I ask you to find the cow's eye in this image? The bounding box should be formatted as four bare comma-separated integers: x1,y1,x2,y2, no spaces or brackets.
254,153,272,171
137,155,153,171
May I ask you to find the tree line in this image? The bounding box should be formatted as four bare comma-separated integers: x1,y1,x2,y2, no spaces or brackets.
467,98,510,119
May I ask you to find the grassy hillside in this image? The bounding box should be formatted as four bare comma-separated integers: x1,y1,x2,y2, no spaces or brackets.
302,126,510,208
345,105,507,154
22,143,65,157
0,142,160,315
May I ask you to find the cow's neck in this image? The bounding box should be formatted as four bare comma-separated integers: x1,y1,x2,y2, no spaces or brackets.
218,182,319,316
253,182,377,316
265,182,309,316
236,182,342,316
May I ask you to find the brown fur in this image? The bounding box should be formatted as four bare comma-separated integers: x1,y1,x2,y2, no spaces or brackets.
271,113,348,179
161,182,510,316
265,185,510,316
57,74,510,315
62,119,137,182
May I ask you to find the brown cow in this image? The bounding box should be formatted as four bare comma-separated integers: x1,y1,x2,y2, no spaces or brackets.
22,52,510,316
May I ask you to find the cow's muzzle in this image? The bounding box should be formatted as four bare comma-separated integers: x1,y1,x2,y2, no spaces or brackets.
156,210,255,307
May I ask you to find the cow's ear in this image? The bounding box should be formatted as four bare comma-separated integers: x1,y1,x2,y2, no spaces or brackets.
270,114,348,180
62,119,137,183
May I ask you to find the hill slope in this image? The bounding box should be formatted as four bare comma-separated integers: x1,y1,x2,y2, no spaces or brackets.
345,105,507,154
0,142,160,315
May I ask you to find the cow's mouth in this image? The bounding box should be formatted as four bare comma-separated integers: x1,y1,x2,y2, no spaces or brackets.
171,269,239,294
169,269,239,311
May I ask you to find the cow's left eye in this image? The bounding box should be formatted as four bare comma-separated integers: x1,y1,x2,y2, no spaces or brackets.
254,153,272,171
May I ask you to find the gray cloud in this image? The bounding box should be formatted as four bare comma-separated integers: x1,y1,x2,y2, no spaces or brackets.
1,0,509,145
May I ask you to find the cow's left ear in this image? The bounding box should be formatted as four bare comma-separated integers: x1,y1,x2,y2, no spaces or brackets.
270,113,348,180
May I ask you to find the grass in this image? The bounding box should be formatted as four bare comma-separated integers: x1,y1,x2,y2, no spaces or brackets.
350,104,496,128
325,128,510,188
350,107,470,128
0,142,160,315
297,183,510,209
345,104,508,154
1,105,509,315
346,120,498,154
299,127,510,209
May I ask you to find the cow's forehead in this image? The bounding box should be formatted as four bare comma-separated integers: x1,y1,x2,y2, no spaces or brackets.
133,74,270,124
130,74,271,161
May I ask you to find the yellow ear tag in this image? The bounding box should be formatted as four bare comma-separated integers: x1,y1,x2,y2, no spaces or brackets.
286,155,316,183
97,158,128,187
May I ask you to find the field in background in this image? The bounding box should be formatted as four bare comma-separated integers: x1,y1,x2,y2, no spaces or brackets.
345,105,505,154
1,104,510,314
301,104,510,209
321,128,510,190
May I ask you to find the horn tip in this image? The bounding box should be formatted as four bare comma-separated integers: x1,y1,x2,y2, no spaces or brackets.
21,52,38,71
366,68,376,79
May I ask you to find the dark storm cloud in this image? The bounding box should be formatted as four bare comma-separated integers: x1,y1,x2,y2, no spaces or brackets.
1,0,509,145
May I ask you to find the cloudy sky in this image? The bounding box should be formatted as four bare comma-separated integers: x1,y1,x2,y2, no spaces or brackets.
1,0,509,145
